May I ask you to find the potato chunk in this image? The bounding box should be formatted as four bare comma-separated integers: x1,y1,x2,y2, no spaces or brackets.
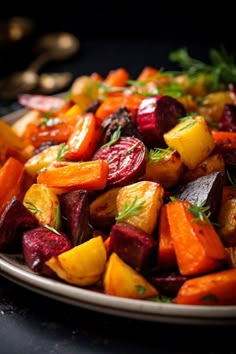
164,116,215,170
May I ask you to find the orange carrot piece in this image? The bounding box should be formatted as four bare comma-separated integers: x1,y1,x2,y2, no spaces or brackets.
37,159,109,190
66,113,102,161
90,72,104,82
157,205,177,269
212,130,236,150
173,269,236,305
137,66,159,81
0,157,25,215
95,94,143,122
166,200,227,276
103,68,130,87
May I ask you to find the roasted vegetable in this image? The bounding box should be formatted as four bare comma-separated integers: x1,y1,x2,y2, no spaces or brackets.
164,115,215,170
136,95,186,148
92,136,146,187
22,226,72,277
217,198,236,246
116,180,164,234
60,189,92,246
46,235,107,286
174,171,224,222
0,197,38,252
103,252,158,299
109,222,157,273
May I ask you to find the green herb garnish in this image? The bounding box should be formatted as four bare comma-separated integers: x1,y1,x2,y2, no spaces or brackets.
38,117,64,128
102,126,122,148
200,293,218,302
187,200,211,224
148,147,173,162
115,196,145,221
148,295,172,303
135,285,146,295
56,143,68,161
44,224,61,235
54,205,61,230
24,201,41,215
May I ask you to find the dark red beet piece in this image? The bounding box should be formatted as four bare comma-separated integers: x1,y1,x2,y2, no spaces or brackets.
22,226,72,277
18,94,64,112
92,136,146,187
219,104,236,132
101,106,143,145
0,197,38,252
60,189,92,246
109,222,157,273
136,95,186,148
148,271,188,297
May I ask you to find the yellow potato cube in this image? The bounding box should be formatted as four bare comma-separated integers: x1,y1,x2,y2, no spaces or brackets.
163,116,215,170
116,180,164,234
104,252,158,299
23,183,60,228
46,236,107,286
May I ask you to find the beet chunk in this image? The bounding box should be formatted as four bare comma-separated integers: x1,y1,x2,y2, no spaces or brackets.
60,189,92,246
136,95,186,148
22,226,72,277
174,171,224,222
92,136,146,187
0,197,38,252
219,104,236,132
101,106,143,145
148,271,188,297
109,222,157,273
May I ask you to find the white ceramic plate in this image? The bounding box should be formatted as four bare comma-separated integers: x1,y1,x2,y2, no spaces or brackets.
0,108,236,326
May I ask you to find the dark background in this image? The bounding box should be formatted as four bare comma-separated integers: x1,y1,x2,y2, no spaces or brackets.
1,2,235,78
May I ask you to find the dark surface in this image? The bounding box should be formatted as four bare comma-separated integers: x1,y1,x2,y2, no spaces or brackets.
1,8,236,353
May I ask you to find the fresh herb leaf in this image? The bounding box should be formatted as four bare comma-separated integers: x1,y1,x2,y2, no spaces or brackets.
56,143,68,161
44,224,61,235
24,201,41,215
187,200,211,224
200,293,218,302
38,117,64,127
115,196,145,221
178,119,197,131
149,147,173,162
54,205,60,230
178,113,197,123
102,126,122,148
148,295,172,303
135,285,146,295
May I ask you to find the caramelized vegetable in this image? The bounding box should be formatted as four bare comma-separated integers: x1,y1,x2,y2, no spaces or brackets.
103,252,158,299
173,269,236,305
166,200,227,276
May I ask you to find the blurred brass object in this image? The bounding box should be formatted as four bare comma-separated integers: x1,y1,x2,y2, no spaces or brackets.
0,32,80,100
0,16,34,44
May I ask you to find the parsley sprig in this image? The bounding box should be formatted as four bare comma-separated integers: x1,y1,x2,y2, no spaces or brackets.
169,47,236,91
187,200,211,224
115,196,145,221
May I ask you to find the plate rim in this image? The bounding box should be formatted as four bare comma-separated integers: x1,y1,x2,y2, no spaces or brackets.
1,106,236,326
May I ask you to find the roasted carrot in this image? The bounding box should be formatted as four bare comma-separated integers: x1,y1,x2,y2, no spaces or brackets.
166,200,227,276
173,269,236,305
90,72,104,82
103,68,130,87
222,185,236,205
65,113,102,161
137,66,159,81
37,159,109,190
0,157,25,215
157,205,177,270
212,130,236,150
95,94,143,122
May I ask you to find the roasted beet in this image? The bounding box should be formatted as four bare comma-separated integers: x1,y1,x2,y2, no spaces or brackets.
136,95,186,148
101,107,143,145
174,171,224,222
148,271,188,297
219,104,236,132
60,189,92,246
0,197,38,252
22,226,72,277
109,222,157,273
86,99,101,113
18,94,64,112
92,136,146,187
